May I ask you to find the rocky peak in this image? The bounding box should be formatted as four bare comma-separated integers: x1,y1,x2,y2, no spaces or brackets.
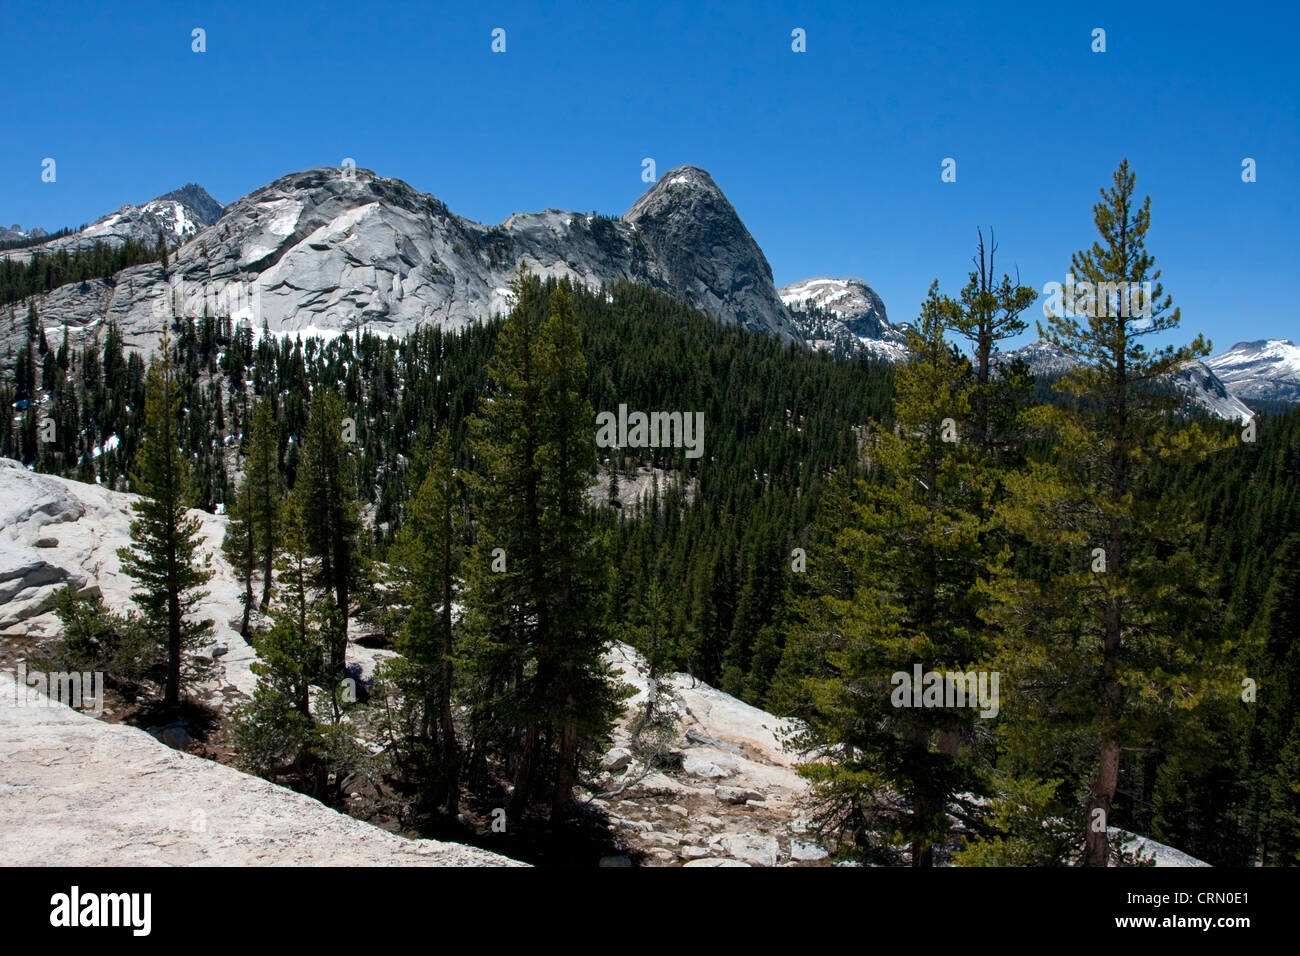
780,277,906,362
155,183,224,228
624,166,801,342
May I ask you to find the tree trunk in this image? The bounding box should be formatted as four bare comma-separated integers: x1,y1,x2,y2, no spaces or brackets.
510,722,538,820
240,569,253,637
1085,737,1121,866
166,590,181,707
552,704,578,823
260,545,273,611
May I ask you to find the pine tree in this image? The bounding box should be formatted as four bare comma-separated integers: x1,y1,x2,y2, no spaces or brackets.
462,271,622,823
117,336,214,707
787,283,986,865
233,495,331,796
981,160,1234,866
245,396,284,609
295,388,358,694
1247,533,1300,864
950,229,1038,458
386,431,465,817
534,279,621,820
222,477,257,637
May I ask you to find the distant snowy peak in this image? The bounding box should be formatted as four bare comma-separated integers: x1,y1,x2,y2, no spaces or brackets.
86,182,224,242
780,277,908,363
2,185,223,264
779,277,887,324
1003,341,1254,422
155,183,225,228
1207,338,1300,404
1000,340,1082,378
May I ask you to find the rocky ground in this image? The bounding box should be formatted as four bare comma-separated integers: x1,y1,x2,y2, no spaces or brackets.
587,645,828,867
0,670,517,866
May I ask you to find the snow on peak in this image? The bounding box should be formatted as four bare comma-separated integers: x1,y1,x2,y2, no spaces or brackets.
1207,338,1300,404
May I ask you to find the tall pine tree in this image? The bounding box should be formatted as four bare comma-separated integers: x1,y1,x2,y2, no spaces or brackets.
117,335,214,707
981,160,1234,866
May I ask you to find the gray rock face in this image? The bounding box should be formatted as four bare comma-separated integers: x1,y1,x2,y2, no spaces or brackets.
624,167,802,342
780,277,908,362
1206,339,1300,404
0,461,98,629
719,832,780,866
15,165,802,357
0,224,47,244
0,669,521,866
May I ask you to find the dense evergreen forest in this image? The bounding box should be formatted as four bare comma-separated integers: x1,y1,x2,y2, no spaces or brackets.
5,164,1298,867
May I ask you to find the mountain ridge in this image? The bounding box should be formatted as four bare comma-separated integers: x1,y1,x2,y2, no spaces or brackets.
7,165,801,354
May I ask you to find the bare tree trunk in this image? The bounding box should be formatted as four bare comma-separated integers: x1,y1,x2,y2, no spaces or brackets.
552,708,578,822
510,722,538,820
260,546,273,611
166,589,181,707
1085,737,1121,866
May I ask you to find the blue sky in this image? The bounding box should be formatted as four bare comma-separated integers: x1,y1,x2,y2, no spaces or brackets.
3,0,1296,352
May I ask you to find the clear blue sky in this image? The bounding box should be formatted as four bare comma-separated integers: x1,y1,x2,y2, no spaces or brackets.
3,0,1296,352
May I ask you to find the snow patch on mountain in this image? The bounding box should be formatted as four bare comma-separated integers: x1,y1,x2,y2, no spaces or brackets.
780,277,908,362
1207,339,1300,404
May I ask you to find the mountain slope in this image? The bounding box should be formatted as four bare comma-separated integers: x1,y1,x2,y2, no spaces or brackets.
1,184,223,268
15,165,801,353
1001,341,1255,422
780,277,908,361
1207,339,1300,404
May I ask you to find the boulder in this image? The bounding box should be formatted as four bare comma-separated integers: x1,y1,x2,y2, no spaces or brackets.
682,755,730,779
601,747,633,772
720,833,779,867
791,841,830,862
715,785,763,805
